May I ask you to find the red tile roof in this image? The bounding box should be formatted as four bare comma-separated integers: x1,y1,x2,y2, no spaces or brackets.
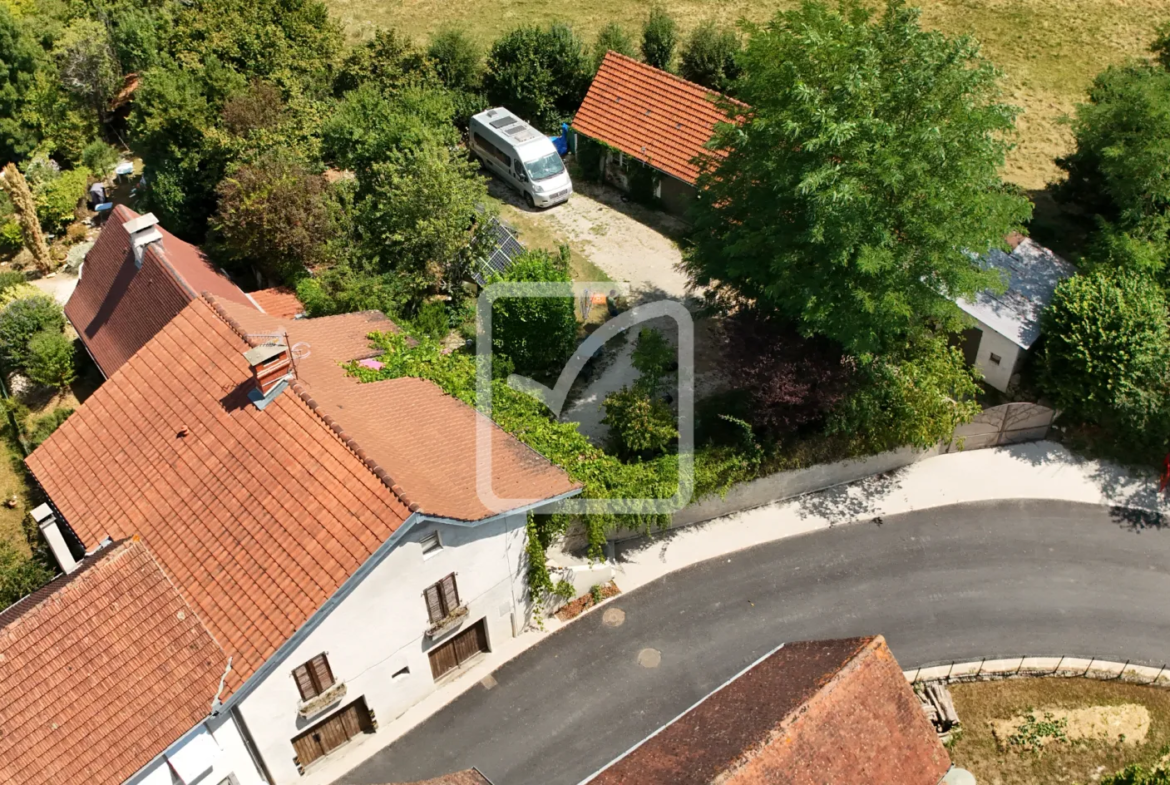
27,294,577,699
65,205,256,377
28,297,414,691
0,539,228,785
572,52,740,185
249,286,304,318
588,636,950,785
387,771,493,785
208,297,581,520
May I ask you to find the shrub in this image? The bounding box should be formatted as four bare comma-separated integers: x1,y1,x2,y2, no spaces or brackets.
679,21,741,93
0,283,42,309
0,270,25,293
413,299,450,340
641,5,677,71
25,331,76,389
0,541,54,608
80,140,120,175
0,222,22,253
483,24,591,131
335,28,430,95
221,82,285,136
428,27,482,92
488,249,577,376
593,22,637,72
1102,763,1170,785
34,167,90,234
552,579,575,602
602,385,677,458
631,328,673,394
29,406,74,446
0,294,65,371
575,137,606,182
1040,269,1170,450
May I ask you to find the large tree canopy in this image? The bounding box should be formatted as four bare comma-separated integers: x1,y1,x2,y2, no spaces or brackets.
685,0,1031,355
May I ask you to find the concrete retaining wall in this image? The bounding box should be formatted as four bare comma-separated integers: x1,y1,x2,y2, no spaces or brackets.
607,444,940,542
906,657,1170,689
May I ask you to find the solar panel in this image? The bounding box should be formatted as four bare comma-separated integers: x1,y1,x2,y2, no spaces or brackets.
472,219,527,284
490,116,516,129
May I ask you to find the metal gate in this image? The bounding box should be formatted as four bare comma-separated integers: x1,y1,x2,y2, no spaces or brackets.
429,619,489,680
947,402,1055,452
291,697,373,770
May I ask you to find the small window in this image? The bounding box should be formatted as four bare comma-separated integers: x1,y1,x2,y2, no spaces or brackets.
423,573,460,624
292,653,334,701
514,158,524,177
989,353,1002,365
392,666,410,680
420,531,442,556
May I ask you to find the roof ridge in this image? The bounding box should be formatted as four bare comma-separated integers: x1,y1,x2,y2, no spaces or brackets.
601,51,745,107
199,292,422,515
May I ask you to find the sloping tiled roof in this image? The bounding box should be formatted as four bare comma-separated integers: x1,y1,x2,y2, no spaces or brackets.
0,539,228,785
210,297,581,520
588,636,950,785
956,238,1076,350
572,52,740,185
27,297,415,691
250,286,305,318
65,205,256,376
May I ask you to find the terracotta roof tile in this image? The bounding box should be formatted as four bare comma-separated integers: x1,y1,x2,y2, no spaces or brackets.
385,771,493,785
0,540,228,785
27,298,414,692
572,52,742,185
249,286,305,319
588,636,950,785
65,205,256,376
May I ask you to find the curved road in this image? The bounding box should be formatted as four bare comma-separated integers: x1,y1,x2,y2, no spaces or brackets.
341,499,1170,785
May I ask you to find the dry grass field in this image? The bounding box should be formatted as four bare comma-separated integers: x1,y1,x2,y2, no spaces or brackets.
325,0,1170,189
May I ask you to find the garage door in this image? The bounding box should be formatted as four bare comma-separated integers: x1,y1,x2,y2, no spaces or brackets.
291,698,373,770
429,619,489,680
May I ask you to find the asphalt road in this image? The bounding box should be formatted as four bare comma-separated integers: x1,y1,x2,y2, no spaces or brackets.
340,500,1170,785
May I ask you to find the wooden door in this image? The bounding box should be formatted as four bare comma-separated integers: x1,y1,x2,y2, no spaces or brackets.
428,619,489,680
291,699,371,769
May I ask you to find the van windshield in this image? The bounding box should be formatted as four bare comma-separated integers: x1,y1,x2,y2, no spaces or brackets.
525,152,565,181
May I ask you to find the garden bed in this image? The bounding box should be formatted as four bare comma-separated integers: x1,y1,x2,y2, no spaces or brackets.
555,581,621,621
948,677,1170,784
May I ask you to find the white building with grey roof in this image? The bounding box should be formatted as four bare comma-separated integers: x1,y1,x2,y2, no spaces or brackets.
956,236,1076,392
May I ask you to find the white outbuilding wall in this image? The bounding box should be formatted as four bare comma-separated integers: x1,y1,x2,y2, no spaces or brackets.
123,712,266,785
237,512,530,783
969,317,1023,393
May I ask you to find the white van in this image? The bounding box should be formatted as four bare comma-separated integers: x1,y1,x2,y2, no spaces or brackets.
469,108,572,209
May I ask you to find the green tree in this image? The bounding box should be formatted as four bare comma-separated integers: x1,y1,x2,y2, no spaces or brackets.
603,385,677,458
0,5,44,162
685,0,1030,355
102,0,168,74
357,141,492,302
1040,269,1170,448
1102,765,1170,785
828,337,981,452
1056,63,1170,278
335,28,430,95
487,249,577,376
53,18,121,120
428,27,482,92
592,22,637,73
322,83,458,174
1151,20,1170,71
641,5,677,71
33,166,89,234
81,139,120,175
25,330,76,389
0,294,66,371
483,24,590,131
211,154,334,281
679,20,741,93
0,163,51,273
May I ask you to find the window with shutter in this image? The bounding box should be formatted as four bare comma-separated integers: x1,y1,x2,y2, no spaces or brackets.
292,653,335,700
423,573,460,624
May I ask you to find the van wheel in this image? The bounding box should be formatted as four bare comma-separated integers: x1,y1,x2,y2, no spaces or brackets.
524,193,535,209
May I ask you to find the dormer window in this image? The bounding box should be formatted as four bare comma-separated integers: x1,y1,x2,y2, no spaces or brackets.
293,654,334,701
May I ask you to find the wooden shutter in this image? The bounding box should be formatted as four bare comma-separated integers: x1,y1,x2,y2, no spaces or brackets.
309,654,334,692
440,574,459,614
424,585,444,623
293,663,317,700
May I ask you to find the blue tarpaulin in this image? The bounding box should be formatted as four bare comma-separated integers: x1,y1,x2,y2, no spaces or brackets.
550,123,569,156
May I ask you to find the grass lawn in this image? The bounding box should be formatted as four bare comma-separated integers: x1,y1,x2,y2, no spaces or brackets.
325,0,1170,190
948,677,1170,784
0,438,31,559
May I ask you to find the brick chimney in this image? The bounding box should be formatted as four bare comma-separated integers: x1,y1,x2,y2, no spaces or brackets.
122,212,163,268
244,342,293,409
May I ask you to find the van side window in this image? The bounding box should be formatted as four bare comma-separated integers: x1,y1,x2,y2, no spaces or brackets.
474,131,511,167
514,159,524,177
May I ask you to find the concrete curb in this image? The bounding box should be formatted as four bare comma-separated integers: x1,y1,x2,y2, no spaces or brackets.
905,657,1170,688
